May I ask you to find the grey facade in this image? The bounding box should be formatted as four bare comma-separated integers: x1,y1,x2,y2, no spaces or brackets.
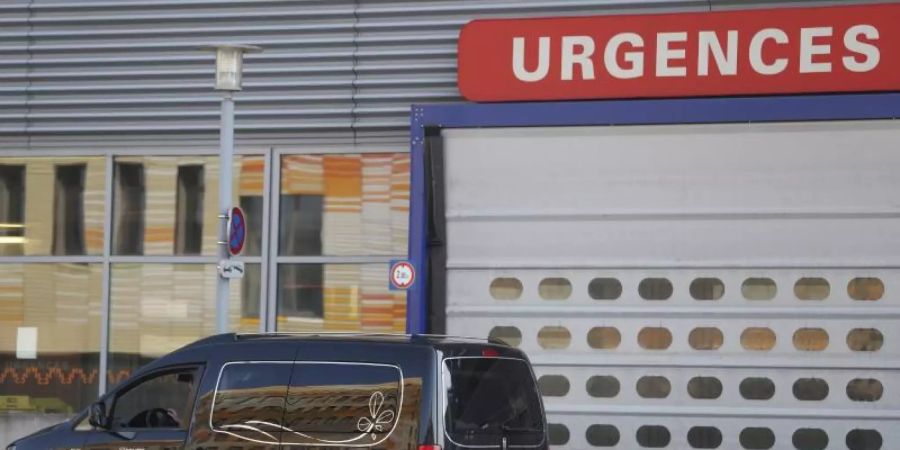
1,0,869,151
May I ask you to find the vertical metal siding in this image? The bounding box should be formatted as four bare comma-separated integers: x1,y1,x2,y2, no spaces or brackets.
0,0,885,150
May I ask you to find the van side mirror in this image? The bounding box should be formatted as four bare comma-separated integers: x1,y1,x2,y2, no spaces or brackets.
88,402,108,429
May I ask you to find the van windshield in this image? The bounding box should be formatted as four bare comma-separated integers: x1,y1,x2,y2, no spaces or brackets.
443,357,545,447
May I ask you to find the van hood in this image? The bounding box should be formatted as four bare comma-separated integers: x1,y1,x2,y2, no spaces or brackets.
7,419,69,448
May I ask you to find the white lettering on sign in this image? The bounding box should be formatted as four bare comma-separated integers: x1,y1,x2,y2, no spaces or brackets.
561,36,596,80
843,24,880,72
800,27,833,73
749,28,789,75
698,30,738,76
604,33,645,79
656,32,688,77
512,36,550,82
510,26,882,82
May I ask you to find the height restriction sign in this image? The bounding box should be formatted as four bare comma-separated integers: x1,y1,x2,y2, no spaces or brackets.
389,260,416,291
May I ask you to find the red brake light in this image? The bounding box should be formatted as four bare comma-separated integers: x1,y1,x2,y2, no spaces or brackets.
418,446,441,450
482,348,500,357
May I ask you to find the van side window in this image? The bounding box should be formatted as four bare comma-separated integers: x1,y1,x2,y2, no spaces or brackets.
210,362,293,445
282,362,402,446
110,367,199,430
210,361,404,447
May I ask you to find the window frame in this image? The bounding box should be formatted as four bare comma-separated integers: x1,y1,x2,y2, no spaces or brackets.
107,364,203,432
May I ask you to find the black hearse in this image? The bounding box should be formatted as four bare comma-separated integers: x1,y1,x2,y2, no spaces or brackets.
7,333,547,450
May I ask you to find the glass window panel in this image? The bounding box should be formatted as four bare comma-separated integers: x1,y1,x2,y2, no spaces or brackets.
638,327,672,350
689,327,724,350
276,263,407,333
279,154,410,256
174,165,204,255
0,165,25,256
688,377,723,400
488,326,521,347
110,368,198,430
847,328,883,352
538,326,571,349
740,377,776,400
636,376,671,399
587,327,621,350
538,277,571,300
548,424,570,446
586,424,620,447
234,155,265,257
639,278,673,300
109,263,257,385
846,429,882,450
0,264,102,420
687,426,722,449
586,376,620,398
792,429,829,450
795,278,830,300
52,165,87,255
690,278,724,301
490,277,523,300
742,278,777,300
588,278,622,300
740,427,776,449
538,375,570,397
793,378,829,401
111,156,263,256
847,277,884,301
636,425,671,448
0,157,105,255
741,327,777,351
113,163,145,255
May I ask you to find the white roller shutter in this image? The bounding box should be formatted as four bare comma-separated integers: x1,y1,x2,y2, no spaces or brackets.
444,121,900,449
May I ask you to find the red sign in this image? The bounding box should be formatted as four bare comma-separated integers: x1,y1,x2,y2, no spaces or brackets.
458,4,900,102
389,260,415,290
228,206,246,256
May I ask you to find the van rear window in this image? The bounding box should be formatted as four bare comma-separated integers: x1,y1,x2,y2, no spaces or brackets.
443,357,546,448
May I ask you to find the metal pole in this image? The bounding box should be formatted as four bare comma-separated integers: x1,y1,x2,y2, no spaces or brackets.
216,91,234,334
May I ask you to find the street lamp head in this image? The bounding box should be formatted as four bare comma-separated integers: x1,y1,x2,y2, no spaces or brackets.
199,44,263,91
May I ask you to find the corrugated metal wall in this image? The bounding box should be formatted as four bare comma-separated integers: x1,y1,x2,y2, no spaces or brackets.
0,0,875,151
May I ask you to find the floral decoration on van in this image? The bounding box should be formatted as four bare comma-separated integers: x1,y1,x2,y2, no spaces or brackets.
357,392,396,438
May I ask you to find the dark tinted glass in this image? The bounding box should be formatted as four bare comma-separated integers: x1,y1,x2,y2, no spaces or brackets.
846,429,883,450
740,427,776,449
548,424,569,446
793,428,828,450
282,363,402,445
688,377,722,399
740,377,776,400
211,362,293,444
112,368,197,430
586,424,620,447
444,358,545,447
113,163,145,255
688,426,722,448
636,425,671,448
52,164,86,255
793,378,829,401
174,165,204,255
279,194,323,255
